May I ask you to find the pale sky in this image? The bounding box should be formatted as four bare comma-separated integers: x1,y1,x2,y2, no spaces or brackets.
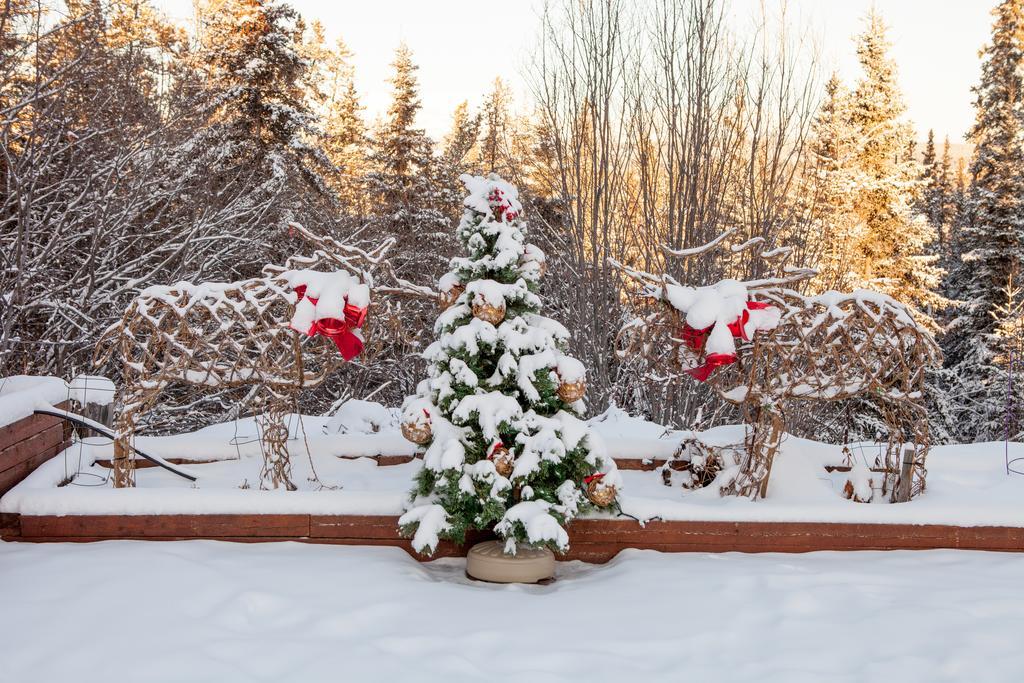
156,0,994,144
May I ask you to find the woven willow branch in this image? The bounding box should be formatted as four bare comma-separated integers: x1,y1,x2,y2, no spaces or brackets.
616,240,941,502
97,225,395,490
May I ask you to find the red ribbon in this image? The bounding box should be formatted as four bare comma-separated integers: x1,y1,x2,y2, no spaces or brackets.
488,441,505,457
292,284,367,361
680,301,773,382
584,472,605,485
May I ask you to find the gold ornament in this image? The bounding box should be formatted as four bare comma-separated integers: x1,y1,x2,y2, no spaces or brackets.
401,409,432,445
585,474,617,507
472,300,506,325
557,379,586,403
489,442,514,478
438,283,464,309
401,421,432,445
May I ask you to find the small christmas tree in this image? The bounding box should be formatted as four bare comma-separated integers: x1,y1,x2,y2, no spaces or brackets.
398,173,621,556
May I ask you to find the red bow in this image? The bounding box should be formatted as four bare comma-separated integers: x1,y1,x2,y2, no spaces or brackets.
292,284,367,361
584,472,605,485
680,301,773,382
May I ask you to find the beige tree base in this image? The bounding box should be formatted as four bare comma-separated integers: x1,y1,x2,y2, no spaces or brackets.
465,541,555,584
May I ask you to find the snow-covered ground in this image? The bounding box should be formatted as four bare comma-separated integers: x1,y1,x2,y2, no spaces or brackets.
0,540,1021,682
4,402,1024,528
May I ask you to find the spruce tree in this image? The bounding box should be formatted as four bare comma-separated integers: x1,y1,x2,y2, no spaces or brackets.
478,77,513,175
310,32,366,211
942,0,1024,440
399,173,621,556
442,101,482,175
365,44,448,273
920,129,955,254
808,73,860,291
845,11,946,326
198,0,317,154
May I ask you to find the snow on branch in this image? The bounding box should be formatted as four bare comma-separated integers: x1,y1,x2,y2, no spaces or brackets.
662,228,737,258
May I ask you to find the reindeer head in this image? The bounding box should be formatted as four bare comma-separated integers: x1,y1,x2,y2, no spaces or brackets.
614,228,816,396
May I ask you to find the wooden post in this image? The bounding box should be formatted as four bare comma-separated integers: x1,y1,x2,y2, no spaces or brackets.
894,446,915,503
68,375,115,437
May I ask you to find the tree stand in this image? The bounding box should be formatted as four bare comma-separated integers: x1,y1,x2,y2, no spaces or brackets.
466,541,555,584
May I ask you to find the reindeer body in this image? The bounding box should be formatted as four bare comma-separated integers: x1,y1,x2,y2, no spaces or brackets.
99,224,393,490
715,289,940,500
617,231,940,502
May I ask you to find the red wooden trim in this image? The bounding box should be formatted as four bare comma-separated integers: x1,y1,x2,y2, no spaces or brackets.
9,513,1024,561
92,457,233,470
0,425,65,472
19,514,311,539
0,443,66,496
614,459,666,471
0,401,69,445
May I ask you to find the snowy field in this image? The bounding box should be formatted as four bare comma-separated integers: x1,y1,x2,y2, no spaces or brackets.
0,541,1022,682
4,400,1024,528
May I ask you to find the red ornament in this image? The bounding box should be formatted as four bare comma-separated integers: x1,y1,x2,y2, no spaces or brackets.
291,285,368,361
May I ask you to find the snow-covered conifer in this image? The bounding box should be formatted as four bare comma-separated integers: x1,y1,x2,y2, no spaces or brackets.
844,12,946,327
399,174,621,556
365,44,449,273
941,0,1024,440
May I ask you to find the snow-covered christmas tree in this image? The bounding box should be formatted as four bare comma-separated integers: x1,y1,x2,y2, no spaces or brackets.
398,173,621,556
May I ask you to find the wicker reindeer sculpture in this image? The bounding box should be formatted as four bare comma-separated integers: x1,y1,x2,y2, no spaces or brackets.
616,229,941,503
97,224,396,490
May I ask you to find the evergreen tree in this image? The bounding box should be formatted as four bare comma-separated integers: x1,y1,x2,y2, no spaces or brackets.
920,129,955,255
844,11,946,326
436,100,481,207
163,0,336,279
442,101,481,175
365,44,448,272
477,77,513,176
307,30,366,211
196,0,318,156
942,0,1024,440
399,174,621,556
808,73,860,291
937,137,956,247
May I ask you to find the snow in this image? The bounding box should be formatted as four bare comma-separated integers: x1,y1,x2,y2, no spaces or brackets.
0,375,70,428
495,499,570,552
0,541,1022,682
325,399,397,435
3,393,1024,531
398,504,451,554
460,172,522,216
2,406,1021,530
67,374,115,407
661,279,780,357
451,391,522,443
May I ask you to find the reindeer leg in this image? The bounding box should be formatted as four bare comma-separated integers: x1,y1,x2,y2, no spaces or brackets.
754,409,784,499
721,399,783,500
112,383,147,489
259,392,296,491
112,408,136,489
